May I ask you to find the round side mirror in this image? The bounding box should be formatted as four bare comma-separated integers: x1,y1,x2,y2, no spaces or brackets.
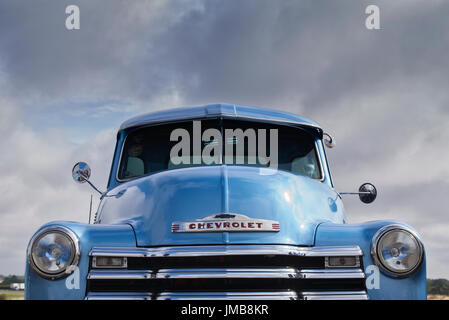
72,162,91,184
359,183,377,204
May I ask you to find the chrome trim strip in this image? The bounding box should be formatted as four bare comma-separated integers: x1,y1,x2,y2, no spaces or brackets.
301,291,369,300
87,268,364,280
299,269,365,279
156,291,298,300
85,292,152,300
88,270,154,280
157,291,297,297
86,291,298,300
89,245,363,258
155,268,298,279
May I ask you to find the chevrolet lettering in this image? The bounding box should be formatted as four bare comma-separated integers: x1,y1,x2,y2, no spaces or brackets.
172,214,280,233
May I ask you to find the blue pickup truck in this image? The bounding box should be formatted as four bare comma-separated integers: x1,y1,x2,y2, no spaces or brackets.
25,104,426,300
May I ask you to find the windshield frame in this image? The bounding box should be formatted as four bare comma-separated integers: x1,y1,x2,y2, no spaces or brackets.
115,117,326,183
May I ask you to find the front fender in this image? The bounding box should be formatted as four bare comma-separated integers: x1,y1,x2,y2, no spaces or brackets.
25,221,136,300
315,220,427,300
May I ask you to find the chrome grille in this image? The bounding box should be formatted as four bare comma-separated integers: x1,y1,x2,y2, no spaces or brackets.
86,245,368,300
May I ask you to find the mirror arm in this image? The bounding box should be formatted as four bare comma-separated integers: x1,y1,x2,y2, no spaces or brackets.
339,183,377,204
336,191,371,199
339,192,372,195
81,174,104,196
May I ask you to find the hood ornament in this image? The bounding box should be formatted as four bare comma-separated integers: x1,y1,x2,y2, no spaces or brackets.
213,213,236,219
171,213,280,233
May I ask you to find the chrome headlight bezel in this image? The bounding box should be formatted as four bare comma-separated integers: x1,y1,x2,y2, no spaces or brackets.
371,225,424,278
27,226,80,279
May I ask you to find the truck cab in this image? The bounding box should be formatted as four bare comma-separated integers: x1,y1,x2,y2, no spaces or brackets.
25,104,426,300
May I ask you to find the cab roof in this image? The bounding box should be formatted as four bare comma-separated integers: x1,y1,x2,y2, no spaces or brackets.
119,104,323,137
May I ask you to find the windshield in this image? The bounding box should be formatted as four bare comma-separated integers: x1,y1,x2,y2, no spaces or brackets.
118,119,322,180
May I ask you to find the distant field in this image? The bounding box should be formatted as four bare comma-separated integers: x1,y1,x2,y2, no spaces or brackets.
428,294,449,300
0,290,24,300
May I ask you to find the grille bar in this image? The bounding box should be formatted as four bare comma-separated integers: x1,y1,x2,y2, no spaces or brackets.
88,268,365,280
85,291,369,300
87,268,297,280
88,270,153,280
299,269,365,279
89,245,363,258
156,291,298,300
85,291,298,300
157,268,298,279
86,292,153,300
301,291,369,300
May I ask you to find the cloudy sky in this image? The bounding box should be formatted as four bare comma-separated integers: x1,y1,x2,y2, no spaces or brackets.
1,0,448,279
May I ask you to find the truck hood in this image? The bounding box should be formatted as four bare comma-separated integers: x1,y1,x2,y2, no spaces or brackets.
99,166,345,246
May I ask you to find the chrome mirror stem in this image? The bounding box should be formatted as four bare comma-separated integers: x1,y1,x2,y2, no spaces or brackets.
339,183,377,204
339,192,372,195
84,178,104,196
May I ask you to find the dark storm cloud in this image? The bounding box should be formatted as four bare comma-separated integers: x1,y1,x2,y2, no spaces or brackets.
0,0,135,100
1,1,448,112
0,0,449,277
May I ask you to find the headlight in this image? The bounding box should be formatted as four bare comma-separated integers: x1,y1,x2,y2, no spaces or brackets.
28,226,80,279
371,225,423,277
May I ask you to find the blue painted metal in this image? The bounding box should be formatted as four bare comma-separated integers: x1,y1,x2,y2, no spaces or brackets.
25,104,426,300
